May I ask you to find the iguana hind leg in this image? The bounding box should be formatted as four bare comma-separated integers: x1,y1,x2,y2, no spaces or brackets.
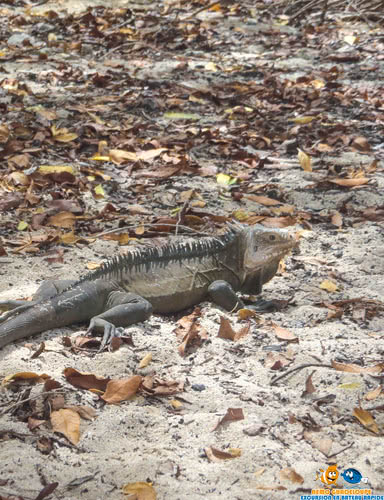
0,279,77,323
87,291,153,351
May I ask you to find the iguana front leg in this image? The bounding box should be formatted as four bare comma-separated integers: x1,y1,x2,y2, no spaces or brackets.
87,291,153,351
208,280,245,311
208,280,281,313
0,280,77,323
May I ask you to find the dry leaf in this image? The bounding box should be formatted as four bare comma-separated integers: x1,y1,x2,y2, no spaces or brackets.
332,361,384,374
279,467,304,484
47,211,76,229
328,178,369,188
331,211,343,228
2,371,50,386
245,194,281,206
122,481,156,500
353,407,380,434
218,317,250,341
213,408,244,431
319,279,338,292
205,447,239,462
139,353,153,368
268,322,298,342
298,149,312,172
303,371,316,395
364,386,382,401
101,375,142,404
51,408,80,445
63,367,110,391
303,431,333,456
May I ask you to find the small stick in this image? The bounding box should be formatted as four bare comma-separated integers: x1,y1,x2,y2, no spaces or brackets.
270,363,333,386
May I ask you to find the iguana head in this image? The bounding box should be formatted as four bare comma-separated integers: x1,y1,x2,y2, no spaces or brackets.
241,226,298,294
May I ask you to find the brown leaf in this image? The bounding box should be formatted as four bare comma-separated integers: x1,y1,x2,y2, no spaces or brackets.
353,407,380,434
332,361,384,374
264,352,292,370
51,408,80,445
204,447,239,462
122,482,156,500
63,367,110,391
328,177,369,188
218,317,250,341
175,308,207,356
279,467,304,484
303,431,333,456
260,216,297,228
28,417,46,431
2,371,50,386
244,194,281,206
34,482,59,500
37,436,53,454
268,322,298,342
101,375,142,404
303,371,316,395
47,211,76,229
331,211,343,228
141,377,184,396
213,408,244,431
298,149,312,172
66,405,97,420
351,136,371,152
364,386,382,401
50,395,65,410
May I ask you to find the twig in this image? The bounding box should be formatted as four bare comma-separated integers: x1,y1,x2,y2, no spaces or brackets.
270,363,333,386
1,389,66,414
181,1,221,21
320,0,329,23
327,441,354,458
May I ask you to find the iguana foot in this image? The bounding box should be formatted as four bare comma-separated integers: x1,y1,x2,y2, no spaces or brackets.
86,291,153,352
86,319,126,352
243,298,283,313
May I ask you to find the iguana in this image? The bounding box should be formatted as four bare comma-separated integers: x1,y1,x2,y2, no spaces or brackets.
0,225,298,351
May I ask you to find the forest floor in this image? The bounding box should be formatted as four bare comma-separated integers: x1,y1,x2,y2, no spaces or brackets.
0,0,383,499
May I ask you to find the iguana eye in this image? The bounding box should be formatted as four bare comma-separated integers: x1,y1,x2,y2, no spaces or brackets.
269,234,276,241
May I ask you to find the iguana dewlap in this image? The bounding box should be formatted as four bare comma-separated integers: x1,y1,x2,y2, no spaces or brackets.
0,225,298,350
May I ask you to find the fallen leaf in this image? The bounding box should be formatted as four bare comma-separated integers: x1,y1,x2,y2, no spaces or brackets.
268,322,298,342
101,375,142,404
63,367,110,391
298,149,312,172
364,386,382,401
218,317,250,341
2,371,50,386
205,447,239,462
122,481,156,500
319,279,338,292
332,361,384,374
353,407,380,434
51,408,80,445
139,353,153,368
328,177,369,188
303,431,333,456
213,408,244,431
279,467,304,484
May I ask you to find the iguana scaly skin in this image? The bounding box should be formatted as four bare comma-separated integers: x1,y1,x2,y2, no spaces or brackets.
0,225,298,350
